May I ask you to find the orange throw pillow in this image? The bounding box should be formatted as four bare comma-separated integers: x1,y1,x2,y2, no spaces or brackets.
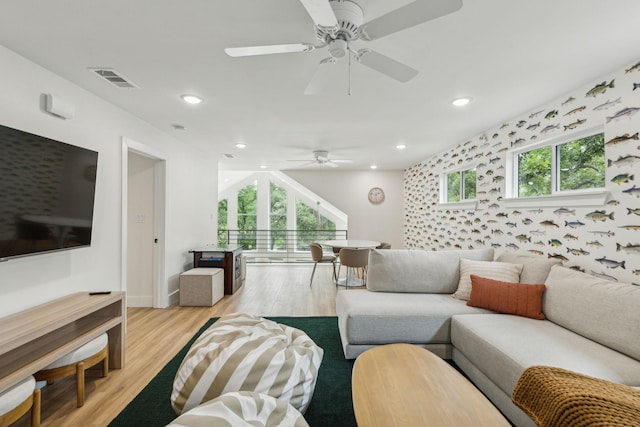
467,275,546,320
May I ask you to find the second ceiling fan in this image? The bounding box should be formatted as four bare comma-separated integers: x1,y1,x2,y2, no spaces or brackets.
225,0,463,94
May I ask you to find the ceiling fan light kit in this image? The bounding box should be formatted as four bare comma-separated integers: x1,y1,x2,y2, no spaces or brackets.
224,0,463,94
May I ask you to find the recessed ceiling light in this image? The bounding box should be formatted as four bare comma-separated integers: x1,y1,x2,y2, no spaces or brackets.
370,164,378,170
181,94,204,104
452,97,472,107
396,144,407,150
260,165,267,169
235,143,247,149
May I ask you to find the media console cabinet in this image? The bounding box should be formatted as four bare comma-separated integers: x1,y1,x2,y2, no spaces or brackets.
0,291,125,392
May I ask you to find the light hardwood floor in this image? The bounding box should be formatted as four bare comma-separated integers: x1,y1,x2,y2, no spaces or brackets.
14,263,343,427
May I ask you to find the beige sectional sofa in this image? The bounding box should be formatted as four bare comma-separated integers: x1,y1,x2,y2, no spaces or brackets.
336,248,640,427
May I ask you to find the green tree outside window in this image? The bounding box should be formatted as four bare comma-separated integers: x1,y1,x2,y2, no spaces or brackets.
217,198,228,246
296,199,336,251
516,133,604,197
237,182,257,249
270,182,287,250
445,168,475,202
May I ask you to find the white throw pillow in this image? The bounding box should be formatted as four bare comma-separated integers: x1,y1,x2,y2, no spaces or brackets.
453,258,523,301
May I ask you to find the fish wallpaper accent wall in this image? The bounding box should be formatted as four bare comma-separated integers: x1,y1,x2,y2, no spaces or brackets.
404,59,640,285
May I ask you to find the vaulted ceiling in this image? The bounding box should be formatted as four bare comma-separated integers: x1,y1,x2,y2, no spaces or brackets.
1,0,639,170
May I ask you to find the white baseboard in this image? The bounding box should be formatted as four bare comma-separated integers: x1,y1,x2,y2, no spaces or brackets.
168,289,180,307
127,295,153,307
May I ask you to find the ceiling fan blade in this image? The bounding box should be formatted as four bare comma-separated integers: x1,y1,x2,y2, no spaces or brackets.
359,0,463,41
299,0,338,29
225,43,315,57
356,49,418,82
331,159,353,163
304,57,337,95
325,161,339,168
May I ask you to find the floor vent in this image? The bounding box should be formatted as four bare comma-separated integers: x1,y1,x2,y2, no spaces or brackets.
89,68,138,88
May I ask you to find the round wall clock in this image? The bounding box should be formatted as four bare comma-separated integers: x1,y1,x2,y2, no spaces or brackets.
368,187,385,204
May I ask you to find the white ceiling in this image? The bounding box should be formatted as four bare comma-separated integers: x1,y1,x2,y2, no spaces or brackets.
1,0,639,171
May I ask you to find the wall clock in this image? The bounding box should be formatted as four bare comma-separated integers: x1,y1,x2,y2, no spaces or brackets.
368,187,385,204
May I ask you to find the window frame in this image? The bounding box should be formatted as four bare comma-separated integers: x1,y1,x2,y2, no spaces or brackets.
504,126,608,208
438,165,478,209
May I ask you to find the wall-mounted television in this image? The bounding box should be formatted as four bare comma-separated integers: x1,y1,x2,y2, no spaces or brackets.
0,123,98,261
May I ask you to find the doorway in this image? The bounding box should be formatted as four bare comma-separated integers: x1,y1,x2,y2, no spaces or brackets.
121,138,167,308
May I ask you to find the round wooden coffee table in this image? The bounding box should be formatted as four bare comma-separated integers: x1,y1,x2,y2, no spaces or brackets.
352,344,510,426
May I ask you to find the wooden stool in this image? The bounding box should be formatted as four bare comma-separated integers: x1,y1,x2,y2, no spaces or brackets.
34,333,108,408
0,376,40,427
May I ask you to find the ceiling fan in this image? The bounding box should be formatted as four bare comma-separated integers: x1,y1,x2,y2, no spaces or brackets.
224,0,463,94
287,150,353,167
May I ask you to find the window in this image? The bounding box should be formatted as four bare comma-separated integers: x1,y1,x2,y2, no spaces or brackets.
237,181,257,249
511,130,604,198
269,181,287,250
295,199,336,251
442,168,476,203
217,198,227,246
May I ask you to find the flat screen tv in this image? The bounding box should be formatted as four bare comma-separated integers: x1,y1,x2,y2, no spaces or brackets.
0,123,98,261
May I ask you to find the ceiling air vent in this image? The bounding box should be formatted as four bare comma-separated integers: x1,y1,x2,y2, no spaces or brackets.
222,154,235,159
89,68,137,88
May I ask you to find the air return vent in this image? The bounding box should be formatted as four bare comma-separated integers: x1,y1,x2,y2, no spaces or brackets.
222,154,235,159
89,68,138,88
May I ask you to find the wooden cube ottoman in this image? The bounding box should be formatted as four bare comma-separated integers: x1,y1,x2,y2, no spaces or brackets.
179,268,224,307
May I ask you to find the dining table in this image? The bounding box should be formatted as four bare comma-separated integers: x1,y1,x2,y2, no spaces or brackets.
320,240,380,286
320,239,380,250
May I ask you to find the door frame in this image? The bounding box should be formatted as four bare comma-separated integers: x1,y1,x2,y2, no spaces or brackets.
121,137,167,308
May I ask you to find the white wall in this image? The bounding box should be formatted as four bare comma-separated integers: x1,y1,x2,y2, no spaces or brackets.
0,45,218,316
284,170,405,249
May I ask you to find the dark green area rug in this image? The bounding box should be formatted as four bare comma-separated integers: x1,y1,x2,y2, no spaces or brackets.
109,316,355,427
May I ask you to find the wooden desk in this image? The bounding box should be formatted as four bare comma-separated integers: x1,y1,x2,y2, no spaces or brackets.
0,292,125,392
352,344,510,427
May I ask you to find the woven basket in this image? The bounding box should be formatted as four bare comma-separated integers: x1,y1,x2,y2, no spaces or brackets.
512,366,640,427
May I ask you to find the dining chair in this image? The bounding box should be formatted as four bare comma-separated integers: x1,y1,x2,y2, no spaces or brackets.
337,248,370,288
309,243,337,287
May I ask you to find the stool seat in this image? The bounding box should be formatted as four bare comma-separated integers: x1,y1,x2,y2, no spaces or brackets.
0,376,40,427
44,334,108,369
35,333,108,408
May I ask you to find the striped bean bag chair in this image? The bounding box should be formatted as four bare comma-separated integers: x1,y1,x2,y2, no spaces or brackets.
171,313,324,415
167,391,309,427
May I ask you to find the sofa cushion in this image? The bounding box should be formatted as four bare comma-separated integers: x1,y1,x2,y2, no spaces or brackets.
451,314,640,398
453,259,523,301
336,290,491,346
543,266,640,361
366,248,494,293
495,252,562,284
467,275,546,320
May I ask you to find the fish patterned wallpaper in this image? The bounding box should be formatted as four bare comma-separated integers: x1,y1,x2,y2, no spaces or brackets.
404,59,640,285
